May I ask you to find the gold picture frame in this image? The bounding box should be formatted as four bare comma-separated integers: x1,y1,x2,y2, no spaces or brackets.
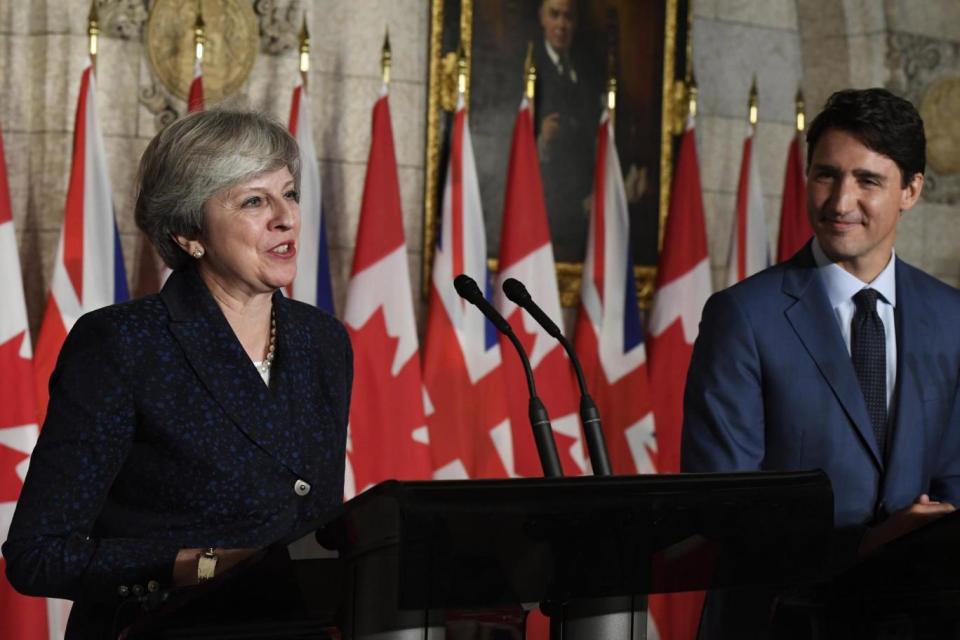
423,0,683,308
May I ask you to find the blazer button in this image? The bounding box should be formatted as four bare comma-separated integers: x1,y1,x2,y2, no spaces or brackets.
118,585,130,597
294,479,311,496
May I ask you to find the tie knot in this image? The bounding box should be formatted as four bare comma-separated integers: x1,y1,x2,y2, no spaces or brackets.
854,288,880,312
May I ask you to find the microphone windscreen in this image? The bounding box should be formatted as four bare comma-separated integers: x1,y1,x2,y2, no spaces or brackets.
502,278,531,305
453,274,482,304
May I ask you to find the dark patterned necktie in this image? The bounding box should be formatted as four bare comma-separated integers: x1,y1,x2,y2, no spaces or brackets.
851,288,888,455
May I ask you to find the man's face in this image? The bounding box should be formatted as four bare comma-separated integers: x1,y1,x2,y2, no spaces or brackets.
540,0,576,53
806,128,923,281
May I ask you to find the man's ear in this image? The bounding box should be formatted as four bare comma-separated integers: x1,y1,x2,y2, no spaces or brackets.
900,172,924,211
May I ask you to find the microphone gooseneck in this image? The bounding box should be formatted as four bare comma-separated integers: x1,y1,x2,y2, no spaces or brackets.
453,274,562,477
502,277,612,476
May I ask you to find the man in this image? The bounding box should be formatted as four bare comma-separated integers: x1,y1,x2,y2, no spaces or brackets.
682,88,960,635
533,0,601,263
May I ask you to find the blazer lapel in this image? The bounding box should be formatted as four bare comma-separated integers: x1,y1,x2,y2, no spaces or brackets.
161,269,308,478
782,247,883,469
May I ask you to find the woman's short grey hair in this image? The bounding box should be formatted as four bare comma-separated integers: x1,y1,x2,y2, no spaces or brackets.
135,109,301,269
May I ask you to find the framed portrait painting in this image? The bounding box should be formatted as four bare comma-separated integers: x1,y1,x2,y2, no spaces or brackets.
424,0,686,307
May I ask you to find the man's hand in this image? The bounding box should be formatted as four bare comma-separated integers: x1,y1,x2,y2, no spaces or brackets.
859,494,955,558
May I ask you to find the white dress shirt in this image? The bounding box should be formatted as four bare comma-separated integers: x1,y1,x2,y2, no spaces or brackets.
812,239,897,409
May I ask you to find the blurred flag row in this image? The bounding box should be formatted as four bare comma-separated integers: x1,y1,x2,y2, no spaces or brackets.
0,57,812,640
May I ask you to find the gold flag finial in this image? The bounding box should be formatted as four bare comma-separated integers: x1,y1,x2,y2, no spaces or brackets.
194,0,206,63
523,41,536,103
795,87,805,132
381,28,392,86
748,75,758,126
456,43,467,96
87,0,100,61
299,14,310,75
687,70,698,120
606,51,617,114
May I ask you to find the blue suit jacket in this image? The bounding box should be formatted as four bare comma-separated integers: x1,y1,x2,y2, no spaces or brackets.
3,267,351,636
681,245,960,637
682,245,960,527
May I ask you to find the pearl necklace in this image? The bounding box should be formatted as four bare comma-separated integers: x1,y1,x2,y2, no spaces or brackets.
258,307,277,375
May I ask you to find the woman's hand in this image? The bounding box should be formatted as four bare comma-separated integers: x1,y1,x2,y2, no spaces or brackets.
172,547,258,587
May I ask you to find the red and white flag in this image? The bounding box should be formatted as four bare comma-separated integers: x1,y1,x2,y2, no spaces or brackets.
288,83,334,313
725,125,769,286
776,133,810,262
494,98,585,477
0,125,48,640
342,89,431,498
646,118,712,640
33,65,129,429
572,110,656,477
187,58,203,113
422,96,511,480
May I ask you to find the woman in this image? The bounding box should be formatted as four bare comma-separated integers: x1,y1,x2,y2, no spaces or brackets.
3,110,351,638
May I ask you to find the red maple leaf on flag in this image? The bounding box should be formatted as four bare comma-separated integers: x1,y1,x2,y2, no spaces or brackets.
347,307,431,493
423,295,512,479
0,332,38,429
501,308,584,477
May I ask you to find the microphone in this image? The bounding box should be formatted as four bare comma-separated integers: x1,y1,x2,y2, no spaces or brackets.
502,277,612,476
453,274,563,478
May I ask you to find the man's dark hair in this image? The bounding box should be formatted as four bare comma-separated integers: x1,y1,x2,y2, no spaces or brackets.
806,88,925,187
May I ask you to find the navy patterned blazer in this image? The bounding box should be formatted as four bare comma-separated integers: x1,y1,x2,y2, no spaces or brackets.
3,266,351,636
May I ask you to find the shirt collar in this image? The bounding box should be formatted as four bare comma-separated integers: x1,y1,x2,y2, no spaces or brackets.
544,39,562,67
812,238,897,308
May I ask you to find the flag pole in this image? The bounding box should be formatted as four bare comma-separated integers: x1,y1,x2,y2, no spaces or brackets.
87,0,99,73
683,0,697,122
299,13,310,90
381,28,391,87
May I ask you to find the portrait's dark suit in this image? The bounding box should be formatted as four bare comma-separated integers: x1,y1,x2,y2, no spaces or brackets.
532,38,602,262
681,243,960,636
3,267,352,638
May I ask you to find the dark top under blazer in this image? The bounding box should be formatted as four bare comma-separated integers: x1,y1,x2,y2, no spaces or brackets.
3,267,352,635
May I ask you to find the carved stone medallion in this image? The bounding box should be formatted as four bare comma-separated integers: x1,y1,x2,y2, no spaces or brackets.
921,76,960,176
144,0,259,103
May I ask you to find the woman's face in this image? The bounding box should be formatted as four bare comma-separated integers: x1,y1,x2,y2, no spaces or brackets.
197,166,300,299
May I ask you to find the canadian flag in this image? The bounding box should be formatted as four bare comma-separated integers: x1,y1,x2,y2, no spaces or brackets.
0,126,47,640
187,58,203,113
288,83,334,313
493,98,585,477
776,133,810,262
725,125,769,285
342,89,431,498
422,96,511,480
573,109,656,477
646,117,712,640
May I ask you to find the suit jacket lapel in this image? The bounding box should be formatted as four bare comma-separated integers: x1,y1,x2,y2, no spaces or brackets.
782,246,883,469
886,261,930,477
161,268,309,479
